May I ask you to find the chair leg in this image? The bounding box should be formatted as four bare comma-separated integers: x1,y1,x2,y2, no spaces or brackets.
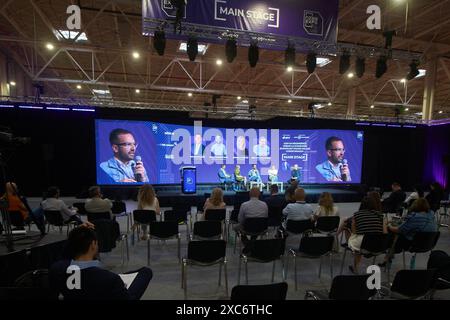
330,254,333,279
281,255,286,281
183,263,188,300
219,263,222,286
294,256,298,291
245,258,249,285
177,237,181,264
340,249,347,274
237,256,242,285
126,236,129,261
319,256,323,278
403,251,406,269
147,239,150,266
233,232,237,254
271,260,276,283
126,215,130,233
224,261,229,298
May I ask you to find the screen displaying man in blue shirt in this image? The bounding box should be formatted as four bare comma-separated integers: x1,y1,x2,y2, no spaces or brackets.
100,128,149,183
315,136,351,182
253,136,270,157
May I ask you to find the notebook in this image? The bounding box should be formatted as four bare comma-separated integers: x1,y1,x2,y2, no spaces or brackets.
119,272,138,289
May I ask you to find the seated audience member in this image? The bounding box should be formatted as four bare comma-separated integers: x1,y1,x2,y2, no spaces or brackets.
313,192,339,220
41,186,83,225
136,184,160,240
265,184,286,209
235,187,268,242
404,184,425,208
284,180,299,203
50,226,152,300
382,182,406,213
282,188,314,223
2,182,46,235
203,188,226,220
85,186,113,217
347,195,387,274
426,182,444,213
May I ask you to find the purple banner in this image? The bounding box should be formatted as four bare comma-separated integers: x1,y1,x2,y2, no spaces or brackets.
143,0,338,43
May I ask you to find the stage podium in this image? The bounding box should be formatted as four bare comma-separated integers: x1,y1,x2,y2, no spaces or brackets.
180,166,196,194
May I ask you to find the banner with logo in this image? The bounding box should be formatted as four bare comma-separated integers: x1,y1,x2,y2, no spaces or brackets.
143,0,339,43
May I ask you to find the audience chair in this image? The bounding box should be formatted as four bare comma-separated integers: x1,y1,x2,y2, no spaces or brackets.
148,221,181,265
87,212,111,223
315,216,340,251
131,210,157,245
231,282,288,300
289,235,335,290
43,210,76,235
192,220,223,240
234,217,269,253
205,208,227,237
111,201,131,232
72,202,87,216
93,219,129,266
285,219,314,237
305,274,373,300
227,209,239,242
268,206,283,231
0,269,58,300
402,232,440,269
387,269,437,299
427,250,450,299
0,250,31,287
164,206,192,240
238,238,286,285
182,240,228,299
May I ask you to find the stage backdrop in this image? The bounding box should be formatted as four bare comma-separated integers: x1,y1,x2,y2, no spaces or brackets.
95,119,364,185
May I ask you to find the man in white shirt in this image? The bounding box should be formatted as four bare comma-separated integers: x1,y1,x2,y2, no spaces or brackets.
192,134,205,157
41,186,83,224
282,188,313,222
85,186,113,218
210,135,227,157
235,188,268,242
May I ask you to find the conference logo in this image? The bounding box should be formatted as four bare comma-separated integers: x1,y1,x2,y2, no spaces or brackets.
214,0,280,29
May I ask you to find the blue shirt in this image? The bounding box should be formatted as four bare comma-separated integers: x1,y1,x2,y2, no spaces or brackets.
70,259,102,270
315,160,351,182
253,145,270,157
399,211,437,240
248,169,262,182
100,157,148,183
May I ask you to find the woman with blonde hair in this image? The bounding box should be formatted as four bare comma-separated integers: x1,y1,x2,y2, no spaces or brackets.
203,188,226,219
313,192,339,220
137,184,160,240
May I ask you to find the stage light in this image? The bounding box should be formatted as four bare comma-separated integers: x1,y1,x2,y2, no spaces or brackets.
407,60,420,80
286,66,293,72
248,43,259,68
46,43,54,50
328,102,332,106
225,39,237,63
216,59,223,66
9,81,16,86
439,110,443,114
135,89,140,93
339,53,351,75
288,99,292,103
76,85,82,89
132,51,140,59
306,52,317,74
375,56,388,78
188,92,193,97
400,78,406,83
285,45,296,68
355,57,365,78
370,105,375,109
242,99,249,104
237,96,241,100
153,30,166,56
405,108,409,111
187,37,198,62
347,72,354,79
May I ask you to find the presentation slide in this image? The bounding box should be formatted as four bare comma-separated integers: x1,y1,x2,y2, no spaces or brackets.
95,119,364,185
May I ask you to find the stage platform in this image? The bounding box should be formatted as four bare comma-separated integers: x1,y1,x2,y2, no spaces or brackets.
101,184,365,208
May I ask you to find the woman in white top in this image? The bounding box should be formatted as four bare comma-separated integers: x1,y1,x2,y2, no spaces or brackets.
404,184,424,208
202,188,226,220
313,192,339,220
137,184,160,240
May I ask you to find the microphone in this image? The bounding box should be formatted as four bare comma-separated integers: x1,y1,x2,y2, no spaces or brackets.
340,159,348,182
134,156,144,182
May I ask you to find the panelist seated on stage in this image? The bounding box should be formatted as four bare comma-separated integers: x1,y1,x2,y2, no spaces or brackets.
248,164,263,185
268,165,279,183
290,164,302,182
234,165,246,189
218,165,234,184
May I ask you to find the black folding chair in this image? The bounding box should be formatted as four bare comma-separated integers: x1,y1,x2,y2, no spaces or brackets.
205,208,227,237
388,269,437,299
234,217,269,253
427,250,450,298
93,219,129,266
238,238,286,285
403,232,440,269
72,202,87,216
132,210,157,245
268,206,283,230
340,233,389,274
192,221,223,240
148,221,181,265
231,282,288,300
87,212,111,223
0,269,58,300
111,201,131,232
164,206,191,240
285,219,314,237
7,210,26,229
43,210,74,235
182,240,228,299
305,274,373,300
0,250,31,287
289,235,335,290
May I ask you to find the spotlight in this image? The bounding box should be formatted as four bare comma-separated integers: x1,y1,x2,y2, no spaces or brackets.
153,30,166,56
286,66,293,72
46,43,54,50
187,37,198,62
347,73,354,79
237,96,241,100
306,52,317,74
370,105,375,109
355,57,365,78
439,110,443,114
407,60,420,80
132,51,140,59
285,45,296,68
400,78,406,83
188,92,193,97
225,39,237,63
216,59,223,66
288,99,292,103
9,81,16,86
328,102,332,106
76,85,82,89
248,43,259,68
375,56,388,78
405,108,409,111
135,89,140,93
339,53,351,75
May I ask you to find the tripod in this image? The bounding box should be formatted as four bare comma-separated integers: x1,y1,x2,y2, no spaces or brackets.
0,152,14,252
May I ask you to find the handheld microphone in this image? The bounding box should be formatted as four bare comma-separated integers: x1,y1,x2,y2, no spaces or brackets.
340,159,348,181
134,156,144,182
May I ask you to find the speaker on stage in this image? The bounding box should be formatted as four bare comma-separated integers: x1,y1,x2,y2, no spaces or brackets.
181,166,196,194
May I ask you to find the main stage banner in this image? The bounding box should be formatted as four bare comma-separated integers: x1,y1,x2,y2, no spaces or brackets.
142,0,339,43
